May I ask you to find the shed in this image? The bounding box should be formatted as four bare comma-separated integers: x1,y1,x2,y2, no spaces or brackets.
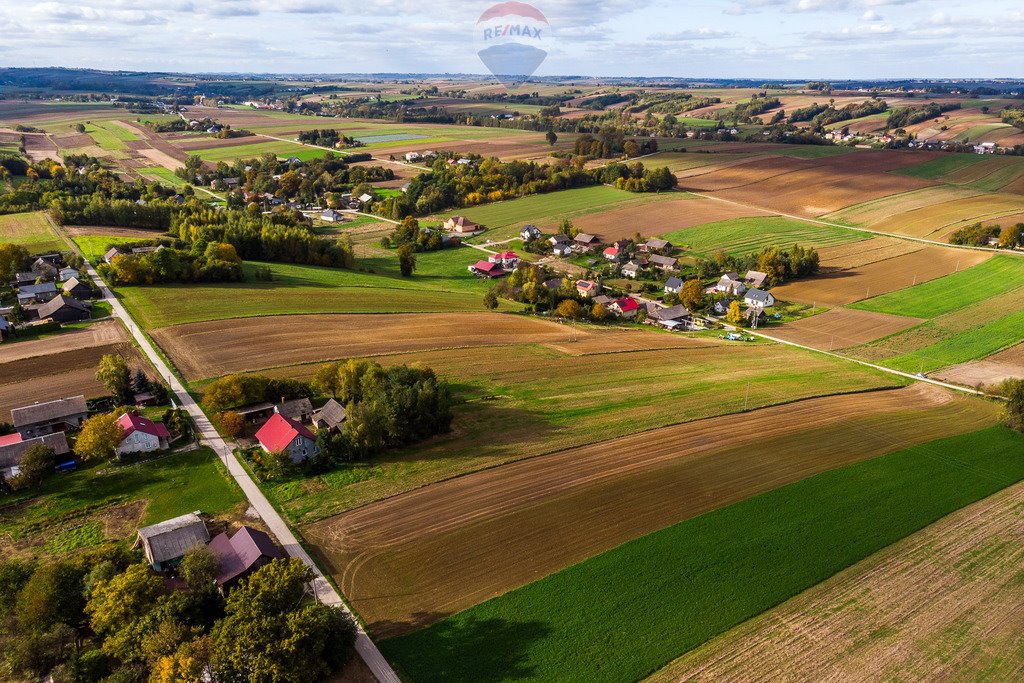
135,513,210,571
312,399,347,432
36,295,90,323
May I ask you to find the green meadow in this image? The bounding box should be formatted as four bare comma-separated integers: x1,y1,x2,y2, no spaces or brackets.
662,216,867,257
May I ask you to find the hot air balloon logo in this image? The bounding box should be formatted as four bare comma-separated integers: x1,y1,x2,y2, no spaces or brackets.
474,2,549,86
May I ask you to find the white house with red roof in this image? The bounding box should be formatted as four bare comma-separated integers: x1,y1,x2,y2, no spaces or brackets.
603,246,622,262
468,260,506,278
487,251,520,269
610,296,641,318
115,412,171,456
255,413,319,463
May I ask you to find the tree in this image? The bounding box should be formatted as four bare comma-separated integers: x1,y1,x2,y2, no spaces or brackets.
556,299,582,320
757,246,786,286
133,368,151,394
591,302,608,321
86,564,166,663
546,130,558,146
679,279,705,312
210,558,355,683
16,561,86,635
179,546,221,592
1003,378,1024,432
10,444,56,490
999,223,1023,249
726,300,744,325
75,413,124,461
311,363,342,399
219,411,244,438
483,289,499,310
397,243,416,277
97,354,133,405
7,301,27,325
151,636,212,683
0,559,35,612
0,243,29,282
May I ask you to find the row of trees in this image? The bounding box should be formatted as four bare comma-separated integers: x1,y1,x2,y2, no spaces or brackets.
0,548,354,682
949,222,1023,249
100,242,244,285
887,102,961,129
571,130,659,159
695,245,820,287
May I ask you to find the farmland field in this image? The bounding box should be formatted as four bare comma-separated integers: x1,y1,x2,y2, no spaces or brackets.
867,193,1024,240
261,339,902,521
935,342,1024,388
379,426,1024,682
661,215,868,258
894,153,990,180
770,308,923,350
193,138,332,162
0,211,63,253
822,185,983,227
571,197,771,242
138,165,187,188
651,478,1024,682
308,385,996,637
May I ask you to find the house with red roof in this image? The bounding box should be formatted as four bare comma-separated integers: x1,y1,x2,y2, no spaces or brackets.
610,296,641,318
255,413,319,463
115,411,171,457
603,246,622,262
468,260,506,278
208,526,285,590
487,251,520,269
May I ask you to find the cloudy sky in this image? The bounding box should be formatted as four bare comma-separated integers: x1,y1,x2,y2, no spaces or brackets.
0,0,1021,78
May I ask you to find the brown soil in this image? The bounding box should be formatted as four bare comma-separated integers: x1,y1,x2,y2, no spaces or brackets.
63,225,168,239
648,480,1024,683
0,320,127,364
22,133,60,163
570,198,771,242
303,385,996,637
770,308,923,350
934,342,1024,388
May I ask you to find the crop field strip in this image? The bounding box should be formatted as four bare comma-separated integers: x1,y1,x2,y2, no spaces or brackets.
821,185,984,227
379,425,1024,682
935,341,1024,388
650,477,1024,683
307,385,996,637
567,197,772,242
661,215,869,258
868,193,1024,240
0,211,65,253
768,308,924,350
259,340,902,521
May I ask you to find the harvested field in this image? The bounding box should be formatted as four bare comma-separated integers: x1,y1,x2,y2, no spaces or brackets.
677,156,815,192
823,186,982,227
0,341,145,420
809,237,919,270
63,225,167,239
136,147,184,170
175,134,278,151
770,308,923,350
869,193,1024,239
770,246,991,307
308,384,996,637
21,133,60,163
650,479,1024,683
570,198,771,242
0,211,63,253
934,342,1024,388
155,313,600,380
0,320,126,364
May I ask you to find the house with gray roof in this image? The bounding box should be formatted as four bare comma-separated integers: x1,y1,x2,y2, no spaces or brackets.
312,399,347,433
641,238,672,253
17,282,58,305
12,395,89,439
647,304,693,329
664,276,684,295
37,295,90,323
274,397,314,423
745,270,769,288
649,254,678,272
744,288,776,308
31,258,58,280
621,261,642,279
62,277,93,300
0,432,70,478
135,512,210,571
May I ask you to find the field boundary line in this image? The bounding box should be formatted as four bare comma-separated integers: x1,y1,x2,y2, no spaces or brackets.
49,215,401,683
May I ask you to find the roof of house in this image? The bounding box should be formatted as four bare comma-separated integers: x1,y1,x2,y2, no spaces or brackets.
233,401,274,416
62,277,88,292
645,238,671,249
745,270,768,284
622,261,641,272
11,395,88,428
255,413,316,453
615,297,640,312
0,432,70,468
312,399,347,429
18,282,57,296
117,412,170,441
32,258,58,272
593,295,614,306
576,280,598,291
603,247,619,257
550,233,571,243
472,260,503,273
104,247,123,260
650,304,692,322
665,276,684,288
722,272,741,281
37,295,90,319
746,288,773,304
137,513,210,564
447,216,478,227
521,224,540,234
574,233,598,243
275,397,313,421
209,526,285,586
649,255,677,267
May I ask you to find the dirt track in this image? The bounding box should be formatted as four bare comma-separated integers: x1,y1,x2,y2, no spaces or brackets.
304,384,997,637
648,479,1024,683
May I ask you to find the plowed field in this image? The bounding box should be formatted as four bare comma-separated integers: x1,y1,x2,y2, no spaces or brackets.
770,308,922,350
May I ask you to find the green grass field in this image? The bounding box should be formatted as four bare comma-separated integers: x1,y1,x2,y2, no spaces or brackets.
0,448,243,557
894,154,989,180
662,216,868,257
769,145,859,159
380,426,1024,682
194,139,334,162
0,211,63,253
114,258,512,329
879,309,1024,374
852,255,1024,319
138,166,188,189
73,234,157,263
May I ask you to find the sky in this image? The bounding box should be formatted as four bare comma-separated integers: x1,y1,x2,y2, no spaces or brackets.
0,0,1021,79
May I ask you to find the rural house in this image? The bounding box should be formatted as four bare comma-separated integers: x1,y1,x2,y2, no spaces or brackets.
0,432,70,479
649,254,678,272
31,258,59,280
12,395,89,439
610,296,641,318
576,280,600,298
255,413,320,463
713,273,747,296
520,225,542,241
745,271,769,288
135,513,210,571
312,399,347,432
208,526,285,590
444,216,480,234
17,282,58,305
233,402,275,425
647,304,693,330
320,209,345,223
488,251,520,270
664,276,684,294
621,261,641,279
115,411,171,457
603,246,622,262
274,398,314,423
104,248,124,264
404,151,422,162
62,277,92,300
37,295,91,323
744,288,776,308
59,267,80,282
574,233,600,251
469,260,505,278
641,238,672,253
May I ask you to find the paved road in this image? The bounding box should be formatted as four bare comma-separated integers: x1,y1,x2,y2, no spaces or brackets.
58,225,400,683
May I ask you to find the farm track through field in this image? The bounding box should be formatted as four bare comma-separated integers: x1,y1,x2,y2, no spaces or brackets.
305,384,996,638
649,479,1024,683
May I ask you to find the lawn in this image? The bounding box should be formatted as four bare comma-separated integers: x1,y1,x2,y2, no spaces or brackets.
894,153,989,180
0,211,63,253
0,448,244,558
852,255,1024,319
138,166,187,189
116,259,509,329
73,234,156,263
768,146,859,159
661,216,868,258
380,426,1024,682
